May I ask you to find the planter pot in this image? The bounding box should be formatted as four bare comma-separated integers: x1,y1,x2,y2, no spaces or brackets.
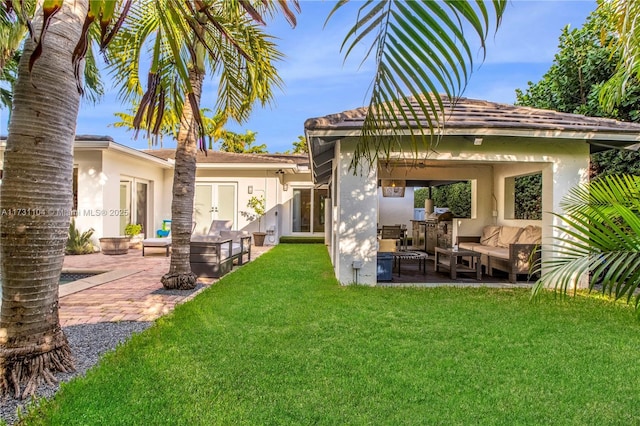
252,232,267,247
99,237,130,255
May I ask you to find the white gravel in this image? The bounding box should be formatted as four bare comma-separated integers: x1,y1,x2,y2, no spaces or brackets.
0,321,153,425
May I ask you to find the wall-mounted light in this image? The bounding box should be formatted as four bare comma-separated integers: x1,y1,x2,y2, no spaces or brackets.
248,185,253,194
283,184,289,191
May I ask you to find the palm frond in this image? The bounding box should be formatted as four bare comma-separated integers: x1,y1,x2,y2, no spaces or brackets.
534,174,640,309
330,0,507,168
599,0,640,112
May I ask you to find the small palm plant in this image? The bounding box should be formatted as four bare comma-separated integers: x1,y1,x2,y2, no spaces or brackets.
533,174,640,308
66,218,95,255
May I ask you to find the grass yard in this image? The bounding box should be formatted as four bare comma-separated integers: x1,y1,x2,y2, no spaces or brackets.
22,245,640,425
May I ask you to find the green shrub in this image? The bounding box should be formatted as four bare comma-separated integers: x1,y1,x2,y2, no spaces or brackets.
66,219,95,255
279,236,324,244
124,223,143,237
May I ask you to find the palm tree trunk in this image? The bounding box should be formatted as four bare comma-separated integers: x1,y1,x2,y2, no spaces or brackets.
0,1,87,398
161,67,204,290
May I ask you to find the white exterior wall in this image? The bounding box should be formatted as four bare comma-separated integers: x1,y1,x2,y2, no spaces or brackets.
335,138,378,285
73,150,106,238
101,150,168,238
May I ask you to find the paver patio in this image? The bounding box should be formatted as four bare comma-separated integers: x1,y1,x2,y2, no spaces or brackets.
60,245,272,326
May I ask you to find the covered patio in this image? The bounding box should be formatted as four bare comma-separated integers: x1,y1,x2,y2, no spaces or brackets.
305,96,640,286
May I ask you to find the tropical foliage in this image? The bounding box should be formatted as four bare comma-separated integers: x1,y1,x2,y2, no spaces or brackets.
533,175,640,307
515,2,640,177
219,129,267,153
106,1,292,290
65,219,95,255
515,174,542,220
286,135,308,154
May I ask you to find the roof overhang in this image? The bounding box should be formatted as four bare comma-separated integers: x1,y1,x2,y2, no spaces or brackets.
74,139,174,168
306,127,640,185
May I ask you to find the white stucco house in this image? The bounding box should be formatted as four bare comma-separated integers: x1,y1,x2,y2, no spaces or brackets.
0,136,322,244
305,96,640,286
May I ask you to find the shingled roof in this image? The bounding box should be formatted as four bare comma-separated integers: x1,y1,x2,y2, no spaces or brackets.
305,95,640,136
305,96,640,185
144,149,309,168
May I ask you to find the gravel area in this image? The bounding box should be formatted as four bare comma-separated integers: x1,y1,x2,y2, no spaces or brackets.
1,321,153,425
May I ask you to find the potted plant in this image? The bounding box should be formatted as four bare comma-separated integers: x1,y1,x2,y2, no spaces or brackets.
240,195,267,246
124,223,144,249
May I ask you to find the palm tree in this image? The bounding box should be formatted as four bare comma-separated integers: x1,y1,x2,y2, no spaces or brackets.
0,0,293,396
108,0,289,289
0,0,88,399
533,175,640,307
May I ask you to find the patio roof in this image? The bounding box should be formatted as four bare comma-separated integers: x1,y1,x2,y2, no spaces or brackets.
305,96,640,184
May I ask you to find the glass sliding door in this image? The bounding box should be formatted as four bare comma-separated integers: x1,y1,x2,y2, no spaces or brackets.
120,178,148,236
136,182,148,236
313,189,327,233
119,181,132,235
293,188,311,232
293,188,328,234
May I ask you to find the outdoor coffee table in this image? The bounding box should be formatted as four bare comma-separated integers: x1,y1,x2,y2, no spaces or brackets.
391,251,428,276
434,247,481,280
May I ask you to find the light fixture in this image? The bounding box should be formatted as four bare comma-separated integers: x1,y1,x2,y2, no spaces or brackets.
283,184,289,191
473,137,483,146
248,185,253,194
381,179,406,197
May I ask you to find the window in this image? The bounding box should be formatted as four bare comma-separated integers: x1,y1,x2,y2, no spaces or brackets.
505,172,542,220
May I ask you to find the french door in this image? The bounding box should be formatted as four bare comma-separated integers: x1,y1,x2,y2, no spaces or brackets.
194,183,237,234
119,179,148,236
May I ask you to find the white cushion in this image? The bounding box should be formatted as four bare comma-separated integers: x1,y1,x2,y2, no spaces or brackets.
142,237,172,247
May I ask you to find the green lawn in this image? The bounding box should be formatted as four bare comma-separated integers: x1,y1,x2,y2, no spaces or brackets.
23,245,640,425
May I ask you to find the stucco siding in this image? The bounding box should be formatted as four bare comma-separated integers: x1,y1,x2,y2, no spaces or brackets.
73,150,105,238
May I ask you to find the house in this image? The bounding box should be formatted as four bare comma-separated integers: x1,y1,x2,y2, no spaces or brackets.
305,96,640,286
0,136,318,243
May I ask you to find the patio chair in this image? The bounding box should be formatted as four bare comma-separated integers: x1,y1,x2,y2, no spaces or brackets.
207,219,233,237
142,233,172,257
142,221,196,257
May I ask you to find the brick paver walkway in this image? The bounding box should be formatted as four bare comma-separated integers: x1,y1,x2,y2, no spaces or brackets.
60,245,272,326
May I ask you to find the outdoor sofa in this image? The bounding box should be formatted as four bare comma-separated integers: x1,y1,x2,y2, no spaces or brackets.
458,225,541,283
189,220,252,278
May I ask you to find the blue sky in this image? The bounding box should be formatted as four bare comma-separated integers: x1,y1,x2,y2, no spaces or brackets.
1,0,597,153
